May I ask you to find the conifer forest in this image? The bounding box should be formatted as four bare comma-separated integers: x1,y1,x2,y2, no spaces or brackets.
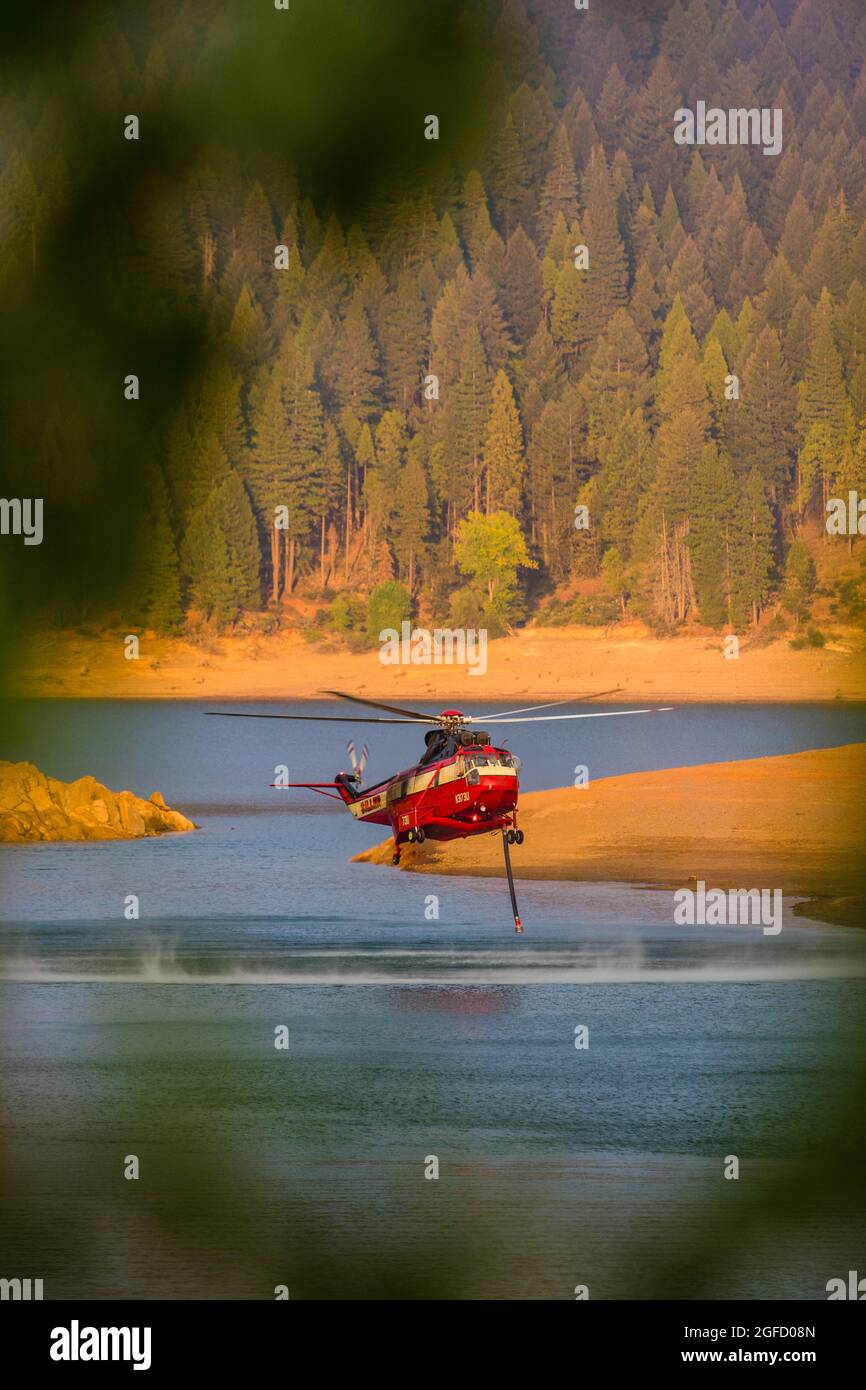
3,0,866,647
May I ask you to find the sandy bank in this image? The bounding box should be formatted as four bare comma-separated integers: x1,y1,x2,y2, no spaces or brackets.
353,744,866,926
11,624,866,703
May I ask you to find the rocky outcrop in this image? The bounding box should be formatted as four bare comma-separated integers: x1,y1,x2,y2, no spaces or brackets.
0,761,196,842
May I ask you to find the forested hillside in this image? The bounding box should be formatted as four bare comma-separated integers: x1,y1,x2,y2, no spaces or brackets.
5,0,866,642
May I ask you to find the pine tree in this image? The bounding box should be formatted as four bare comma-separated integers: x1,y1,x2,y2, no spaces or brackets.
629,262,661,348
689,446,738,627
227,284,270,374
836,280,866,376
665,237,715,338
835,427,866,552
759,251,800,335
733,467,778,625
700,337,730,438
538,124,579,245
490,111,529,238
596,65,632,152
502,226,542,342
727,224,771,307
373,411,407,496
550,260,585,368
781,538,815,626
658,185,682,246
394,447,430,593
632,184,664,271
196,365,247,467
654,406,707,525
797,290,855,514
235,180,278,309
708,179,750,305
779,191,815,275
181,497,237,627
466,202,495,270
142,510,183,633
477,227,507,300
514,318,564,424
628,56,682,187
305,213,350,310
509,82,550,174
527,387,586,578
596,409,654,557
380,272,426,412
727,326,796,496
684,151,708,228
583,308,649,451
212,472,261,610
784,294,815,381
802,195,854,301
655,301,711,427
458,171,490,250
483,370,524,516
247,369,291,603
441,325,491,514
707,309,739,369
178,429,233,523
332,293,381,419
579,147,629,342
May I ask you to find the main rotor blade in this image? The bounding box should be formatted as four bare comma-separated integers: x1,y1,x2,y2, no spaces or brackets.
483,688,624,720
479,707,674,724
206,712,431,724
318,689,442,723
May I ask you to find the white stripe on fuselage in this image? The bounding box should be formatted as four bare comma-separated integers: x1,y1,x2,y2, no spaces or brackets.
347,757,514,819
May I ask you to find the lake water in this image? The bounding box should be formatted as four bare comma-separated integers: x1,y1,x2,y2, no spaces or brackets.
1,699,865,1299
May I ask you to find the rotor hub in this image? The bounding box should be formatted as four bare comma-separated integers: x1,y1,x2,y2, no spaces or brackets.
439,709,466,735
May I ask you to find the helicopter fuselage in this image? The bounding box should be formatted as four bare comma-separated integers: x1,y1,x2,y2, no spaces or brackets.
335,740,520,844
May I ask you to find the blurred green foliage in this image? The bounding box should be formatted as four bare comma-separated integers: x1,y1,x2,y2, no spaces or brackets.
0,0,499,684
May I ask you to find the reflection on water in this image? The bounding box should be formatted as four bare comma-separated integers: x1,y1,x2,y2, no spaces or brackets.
2,974,865,1298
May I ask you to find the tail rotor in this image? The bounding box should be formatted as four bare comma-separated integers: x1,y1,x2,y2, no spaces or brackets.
346,741,369,780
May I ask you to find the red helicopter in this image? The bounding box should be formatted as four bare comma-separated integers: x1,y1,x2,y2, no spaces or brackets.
208,689,673,933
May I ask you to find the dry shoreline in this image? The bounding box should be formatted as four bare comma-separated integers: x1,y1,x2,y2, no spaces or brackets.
353,744,866,928
10,624,866,703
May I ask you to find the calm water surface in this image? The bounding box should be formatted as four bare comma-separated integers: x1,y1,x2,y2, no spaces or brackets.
1,700,864,1298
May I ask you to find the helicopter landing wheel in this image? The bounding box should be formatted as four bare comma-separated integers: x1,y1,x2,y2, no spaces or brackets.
392,849,401,865
506,828,516,845
515,829,524,845
407,829,416,843
416,827,425,844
